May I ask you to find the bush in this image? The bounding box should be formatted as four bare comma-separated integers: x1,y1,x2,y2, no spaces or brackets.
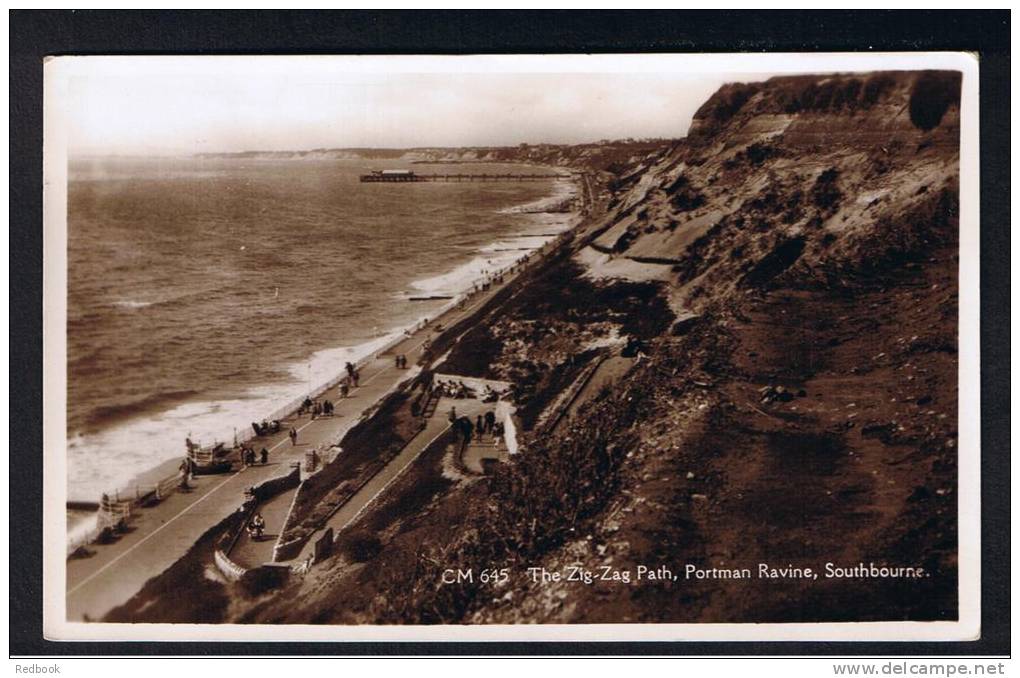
745,142,777,167
692,82,761,125
860,73,896,108
811,168,842,212
908,71,962,131
831,79,863,110
666,173,706,212
343,531,384,563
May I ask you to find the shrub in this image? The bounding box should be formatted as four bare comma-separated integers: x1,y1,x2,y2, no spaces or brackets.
860,73,896,108
745,142,777,167
666,173,706,212
831,79,863,110
811,168,842,212
908,71,962,131
693,82,761,124
343,531,384,562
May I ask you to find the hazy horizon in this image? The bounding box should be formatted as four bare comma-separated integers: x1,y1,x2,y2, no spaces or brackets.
54,56,778,156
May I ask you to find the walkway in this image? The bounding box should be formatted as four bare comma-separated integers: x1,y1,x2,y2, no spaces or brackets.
552,355,636,435
295,395,495,562
462,432,508,474
228,480,296,568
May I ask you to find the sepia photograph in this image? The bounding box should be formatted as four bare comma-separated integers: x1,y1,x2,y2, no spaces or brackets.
41,50,980,643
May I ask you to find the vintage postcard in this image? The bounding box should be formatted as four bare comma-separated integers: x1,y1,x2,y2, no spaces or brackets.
42,52,980,642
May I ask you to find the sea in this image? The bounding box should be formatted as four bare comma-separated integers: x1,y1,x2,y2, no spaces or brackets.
66,155,574,518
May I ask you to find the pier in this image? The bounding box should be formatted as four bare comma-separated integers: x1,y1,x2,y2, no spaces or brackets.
360,170,569,183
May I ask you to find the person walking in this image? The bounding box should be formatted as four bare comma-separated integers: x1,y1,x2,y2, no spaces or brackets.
260,447,269,465
178,458,191,489
352,369,360,387
289,427,298,446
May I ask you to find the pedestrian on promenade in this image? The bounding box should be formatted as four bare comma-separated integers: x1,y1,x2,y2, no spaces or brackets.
340,381,349,398
289,428,298,446
458,416,473,444
448,406,457,423
260,447,269,465
484,410,496,433
178,458,191,489
476,414,484,437
352,369,360,387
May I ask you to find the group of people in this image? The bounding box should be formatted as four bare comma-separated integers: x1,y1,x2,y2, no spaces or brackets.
300,396,335,419
434,379,476,399
240,445,269,467
250,419,281,437
246,511,266,541
448,407,505,444
432,379,506,403
393,354,409,369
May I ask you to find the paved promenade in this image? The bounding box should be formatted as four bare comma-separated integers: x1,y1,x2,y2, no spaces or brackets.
65,241,553,622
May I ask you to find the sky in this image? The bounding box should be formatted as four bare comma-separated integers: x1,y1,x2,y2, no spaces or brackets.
53,56,777,156
49,52,965,156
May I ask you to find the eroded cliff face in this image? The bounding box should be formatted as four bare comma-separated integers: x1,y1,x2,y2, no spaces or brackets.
221,72,963,626
580,71,960,317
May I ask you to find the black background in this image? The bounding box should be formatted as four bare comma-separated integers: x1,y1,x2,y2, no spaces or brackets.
9,9,1010,657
